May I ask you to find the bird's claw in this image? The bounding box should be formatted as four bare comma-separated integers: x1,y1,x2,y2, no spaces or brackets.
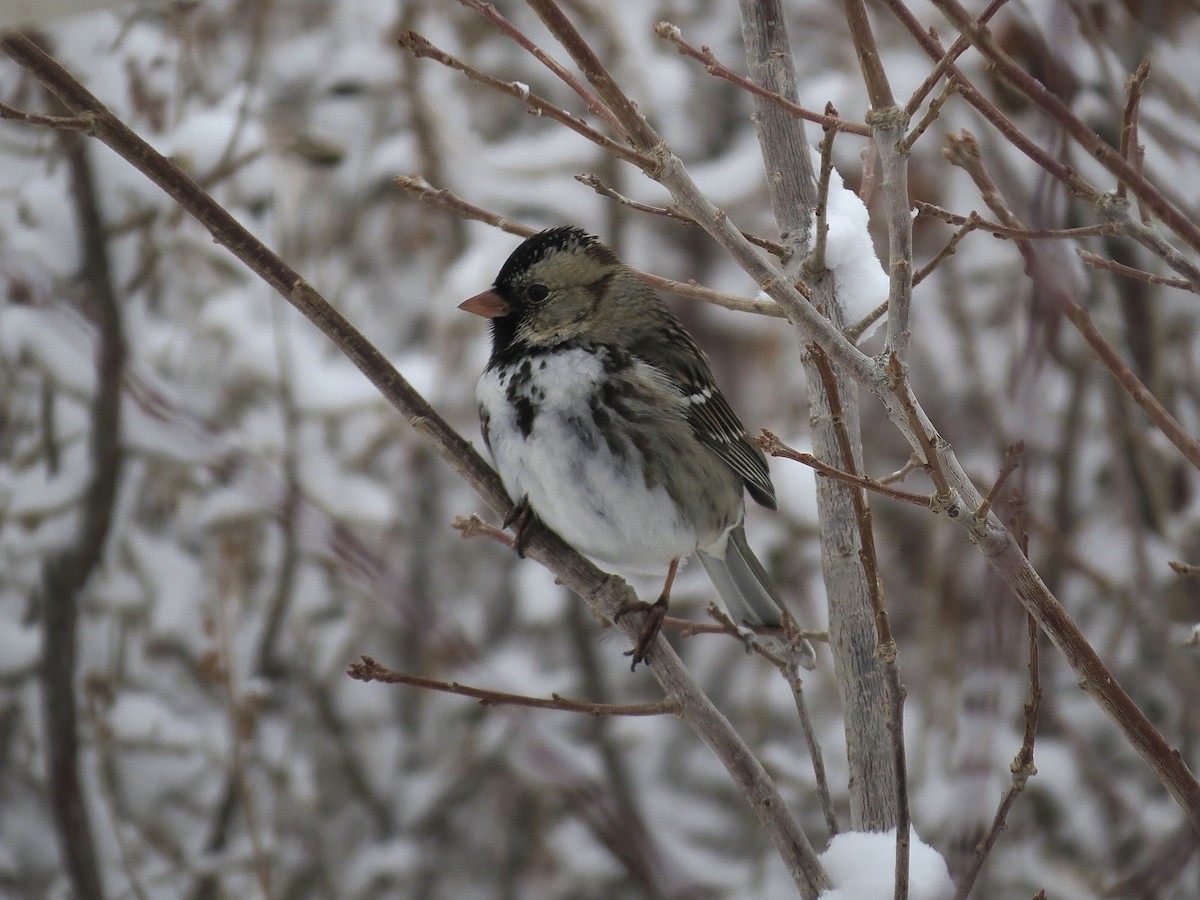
503,499,535,558
616,595,669,671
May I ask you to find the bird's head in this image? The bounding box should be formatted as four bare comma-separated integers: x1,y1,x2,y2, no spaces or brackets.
459,227,629,352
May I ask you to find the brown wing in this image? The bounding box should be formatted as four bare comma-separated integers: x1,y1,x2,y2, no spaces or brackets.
627,311,776,510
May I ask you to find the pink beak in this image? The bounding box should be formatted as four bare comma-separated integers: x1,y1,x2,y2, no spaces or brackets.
458,289,508,318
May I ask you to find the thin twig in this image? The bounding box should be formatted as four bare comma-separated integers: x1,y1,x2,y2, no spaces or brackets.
654,22,870,136
975,441,1024,524
914,201,1116,240
1169,561,1200,577
1076,249,1196,293
455,0,627,138
886,354,958,514
0,99,94,130
575,172,787,257
1117,60,1151,209
784,665,840,837
878,455,926,486
349,656,680,716
904,0,1010,115
913,214,980,285
806,104,838,276
758,429,930,508
900,76,957,153
396,30,653,171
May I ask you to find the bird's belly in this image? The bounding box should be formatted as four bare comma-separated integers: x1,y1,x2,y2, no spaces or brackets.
478,354,696,574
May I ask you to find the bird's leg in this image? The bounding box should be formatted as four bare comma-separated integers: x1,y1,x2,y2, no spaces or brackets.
616,558,679,670
503,498,535,558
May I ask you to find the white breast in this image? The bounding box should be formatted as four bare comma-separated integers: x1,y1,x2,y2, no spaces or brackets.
477,347,697,575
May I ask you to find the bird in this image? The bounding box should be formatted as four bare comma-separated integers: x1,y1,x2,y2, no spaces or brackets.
460,226,809,669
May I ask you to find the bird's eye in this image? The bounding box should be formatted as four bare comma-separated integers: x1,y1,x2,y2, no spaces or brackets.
526,283,549,302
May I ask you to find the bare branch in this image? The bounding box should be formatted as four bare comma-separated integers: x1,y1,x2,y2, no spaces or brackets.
348,656,679,716
903,0,1010,116
805,105,838,276
1118,60,1151,209
809,342,911,893
0,99,93,130
654,22,870,136
39,93,123,900
975,441,1024,524
1076,249,1197,293
758,429,930,508
455,0,628,138
575,172,788,257
396,30,653,171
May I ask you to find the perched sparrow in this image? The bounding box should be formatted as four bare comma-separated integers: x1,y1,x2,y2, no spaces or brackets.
461,227,807,669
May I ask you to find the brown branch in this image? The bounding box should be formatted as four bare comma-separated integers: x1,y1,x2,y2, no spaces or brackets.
880,0,1095,200
654,22,870,136
805,104,838,276
1076,249,1197,293
786,666,840,837
840,0,895,109
1169,561,1200,577
396,30,653,171
900,76,956,153
913,214,979,285
454,0,627,138
574,172,787,257
887,354,958,514
975,441,1024,524
348,656,679,716
38,89,124,900
903,0,1010,115
0,98,93,130
1118,60,1151,208
526,0,661,153
914,201,1116,240
758,429,930,508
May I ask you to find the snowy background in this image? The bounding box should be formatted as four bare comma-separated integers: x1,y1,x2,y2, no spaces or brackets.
1,0,1199,897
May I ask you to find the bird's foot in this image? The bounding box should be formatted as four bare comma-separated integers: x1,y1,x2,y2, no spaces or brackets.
503,499,535,558
615,595,669,671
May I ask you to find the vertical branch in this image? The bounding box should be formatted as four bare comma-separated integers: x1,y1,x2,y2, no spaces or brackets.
40,98,125,900
738,0,900,836
840,0,914,363
811,345,911,898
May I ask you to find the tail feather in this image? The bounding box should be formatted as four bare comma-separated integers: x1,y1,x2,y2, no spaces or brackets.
696,524,784,627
